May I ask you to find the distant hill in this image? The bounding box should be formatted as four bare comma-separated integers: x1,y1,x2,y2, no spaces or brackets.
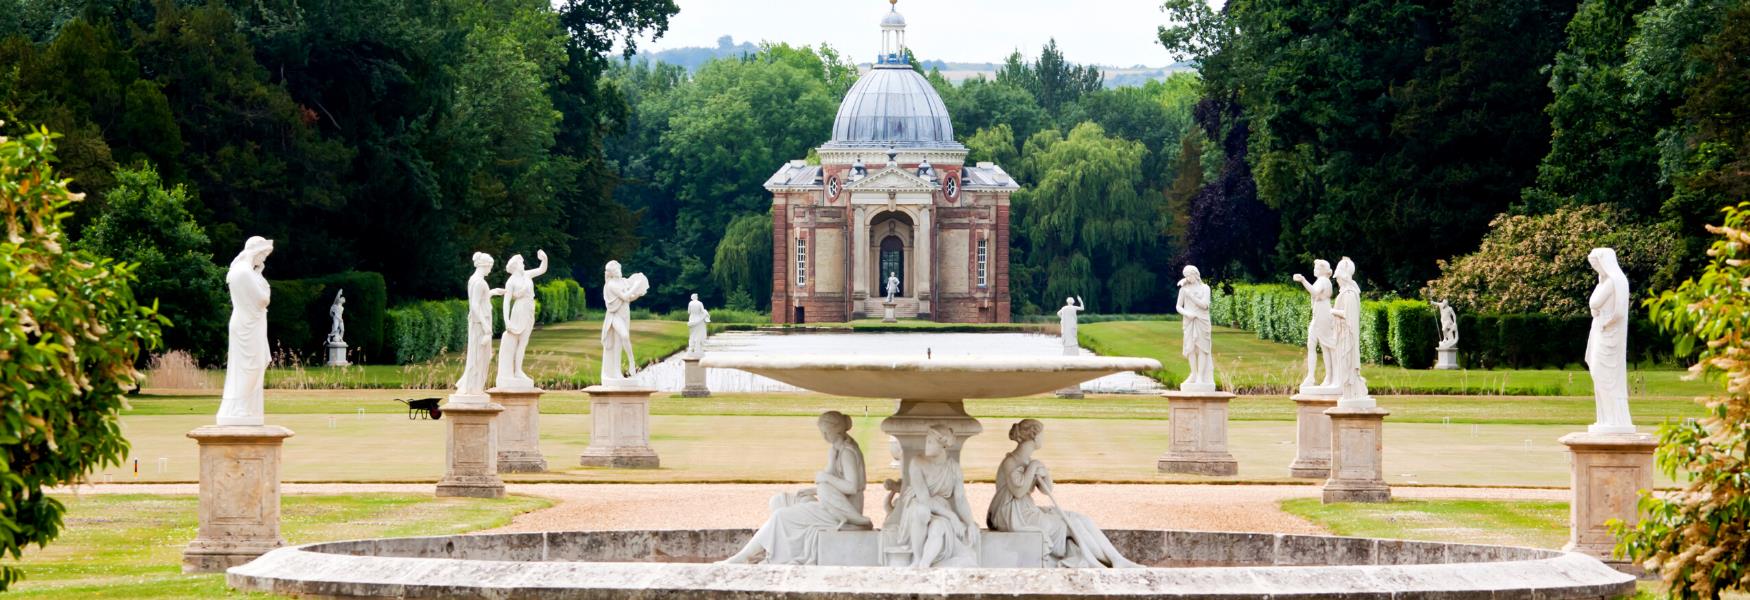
636,37,1193,87
634,35,760,72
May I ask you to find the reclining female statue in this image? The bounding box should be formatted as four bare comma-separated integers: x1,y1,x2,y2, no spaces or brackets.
721,411,870,564
989,419,1140,568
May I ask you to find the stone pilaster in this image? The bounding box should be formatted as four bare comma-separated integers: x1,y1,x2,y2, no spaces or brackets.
682,356,711,398
578,385,660,469
1323,406,1391,503
436,402,506,498
1156,390,1238,476
1560,431,1656,567
182,424,295,573
488,388,547,473
1289,393,1340,478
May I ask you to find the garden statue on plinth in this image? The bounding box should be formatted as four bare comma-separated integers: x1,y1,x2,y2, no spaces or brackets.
185,236,295,572
600,260,651,384
683,293,711,397
883,272,900,322
1055,296,1087,398
1322,257,1390,503
1291,259,1337,393
721,411,871,564
991,420,1140,568
324,289,348,366
1289,259,1341,478
886,272,899,303
1160,265,1238,475
442,252,511,493
455,253,504,402
495,250,549,391
1433,299,1459,369
581,260,659,468
1560,247,1654,566
1176,266,1215,392
882,425,979,567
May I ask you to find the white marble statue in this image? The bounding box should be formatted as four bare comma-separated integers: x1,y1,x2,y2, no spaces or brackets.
1292,260,1336,391
1326,258,1372,406
721,411,871,565
989,419,1141,568
687,293,710,356
456,253,505,398
325,290,346,345
1176,266,1215,392
216,236,274,427
1057,297,1085,354
1585,247,1634,434
885,272,900,303
882,425,979,567
1434,299,1458,350
600,260,651,383
495,250,549,390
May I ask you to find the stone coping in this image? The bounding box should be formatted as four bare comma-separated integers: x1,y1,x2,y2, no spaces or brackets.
228,529,1634,599
702,354,1160,373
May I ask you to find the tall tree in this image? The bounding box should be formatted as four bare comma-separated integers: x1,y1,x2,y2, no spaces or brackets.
1013,123,1160,312
995,39,1103,120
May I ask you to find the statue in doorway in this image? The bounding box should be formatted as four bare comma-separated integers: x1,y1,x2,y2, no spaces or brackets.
886,272,900,303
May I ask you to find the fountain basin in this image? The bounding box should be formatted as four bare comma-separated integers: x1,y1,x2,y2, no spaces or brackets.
700,355,1162,400
228,528,1634,598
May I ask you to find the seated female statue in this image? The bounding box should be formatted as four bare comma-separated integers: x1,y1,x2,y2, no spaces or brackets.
988,419,1139,568
721,411,871,564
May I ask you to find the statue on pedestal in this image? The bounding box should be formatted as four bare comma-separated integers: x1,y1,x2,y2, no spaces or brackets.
326,290,346,345
217,236,274,427
883,425,978,567
1292,260,1336,391
687,293,710,356
1176,266,1214,391
885,272,900,303
1433,299,1458,350
495,250,549,390
989,419,1140,568
1057,297,1085,355
456,253,505,398
1326,258,1371,405
600,260,650,383
1585,247,1634,434
721,411,870,565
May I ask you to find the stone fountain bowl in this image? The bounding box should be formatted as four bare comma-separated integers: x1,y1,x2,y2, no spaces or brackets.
700,355,1163,400
228,528,1634,598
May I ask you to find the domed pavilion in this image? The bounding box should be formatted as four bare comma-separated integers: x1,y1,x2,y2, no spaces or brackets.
765,1,1017,323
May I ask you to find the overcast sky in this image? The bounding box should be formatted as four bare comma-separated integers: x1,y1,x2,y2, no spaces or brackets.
633,1,1185,67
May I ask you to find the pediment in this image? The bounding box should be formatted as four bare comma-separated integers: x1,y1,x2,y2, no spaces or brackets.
843,167,938,193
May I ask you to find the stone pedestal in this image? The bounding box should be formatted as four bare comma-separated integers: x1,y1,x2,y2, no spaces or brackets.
489,388,547,473
1289,393,1340,478
1435,347,1459,370
682,355,711,398
325,341,349,367
436,402,506,498
578,385,660,469
1323,406,1392,503
1560,431,1656,566
1156,391,1238,476
182,424,295,573
882,301,898,323
881,400,983,489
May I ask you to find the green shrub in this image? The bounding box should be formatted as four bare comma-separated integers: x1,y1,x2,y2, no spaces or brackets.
1359,300,1391,365
535,278,587,324
264,272,388,363
1386,300,1437,369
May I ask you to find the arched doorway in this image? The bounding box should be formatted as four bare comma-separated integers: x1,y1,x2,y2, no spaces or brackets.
879,236,905,297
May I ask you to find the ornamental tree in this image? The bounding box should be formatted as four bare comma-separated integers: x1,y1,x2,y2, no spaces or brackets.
0,126,163,588
1620,203,1750,598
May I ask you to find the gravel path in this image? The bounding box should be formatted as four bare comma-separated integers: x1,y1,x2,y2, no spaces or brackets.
56,482,1566,536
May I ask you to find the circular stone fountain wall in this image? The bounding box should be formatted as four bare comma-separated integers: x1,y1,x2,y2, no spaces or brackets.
228,528,1634,598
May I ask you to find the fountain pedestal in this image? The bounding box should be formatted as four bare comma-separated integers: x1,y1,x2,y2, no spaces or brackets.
182,424,294,573
682,355,711,398
436,402,505,498
1560,431,1655,566
880,400,983,483
1156,390,1237,476
1289,393,1339,478
1323,405,1391,503
489,388,547,473
579,385,660,469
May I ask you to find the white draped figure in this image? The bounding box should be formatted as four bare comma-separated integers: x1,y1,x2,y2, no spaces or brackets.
600,260,650,383
1327,257,1373,407
882,425,979,567
1292,260,1336,390
496,250,549,390
989,419,1140,568
686,293,710,356
1585,247,1634,434
1176,266,1215,391
885,272,900,302
721,411,871,565
326,290,346,345
1057,297,1085,355
1433,299,1458,349
456,253,504,398
217,236,274,426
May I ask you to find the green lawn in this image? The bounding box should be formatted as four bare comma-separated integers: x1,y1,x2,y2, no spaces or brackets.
1280,498,1571,549
5,493,549,599
1082,320,1715,397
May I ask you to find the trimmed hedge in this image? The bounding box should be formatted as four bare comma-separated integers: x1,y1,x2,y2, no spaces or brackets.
1386,300,1438,369
1358,301,1390,365
384,278,589,365
265,271,388,362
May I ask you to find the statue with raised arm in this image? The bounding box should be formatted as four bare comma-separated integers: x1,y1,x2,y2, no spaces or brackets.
495,250,549,391
456,253,505,398
686,293,710,356
720,411,871,565
1291,260,1336,391
1176,266,1215,392
1433,299,1458,350
1057,297,1086,354
1585,248,1634,434
600,260,650,383
881,425,979,567
217,236,274,427
885,272,900,302
989,419,1140,568
1327,258,1372,406
326,290,346,345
